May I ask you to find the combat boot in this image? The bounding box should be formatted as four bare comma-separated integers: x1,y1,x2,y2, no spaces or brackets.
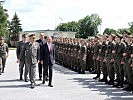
93,75,100,79
125,84,133,91
107,80,114,85
123,84,130,90
99,76,108,82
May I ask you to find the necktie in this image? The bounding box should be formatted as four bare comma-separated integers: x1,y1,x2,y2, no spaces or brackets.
48,44,51,51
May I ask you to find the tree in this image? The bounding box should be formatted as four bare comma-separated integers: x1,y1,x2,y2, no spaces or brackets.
9,12,22,37
0,4,8,36
76,14,102,38
56,21,79,32
128,22,133,34
103,28,117,35
56,14,102,38
9,12,22,46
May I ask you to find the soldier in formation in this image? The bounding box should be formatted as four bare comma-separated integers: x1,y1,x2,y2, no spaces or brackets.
53,32,133,93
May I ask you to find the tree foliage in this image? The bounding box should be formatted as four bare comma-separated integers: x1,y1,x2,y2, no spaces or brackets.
56,14,102,39
9,12,22,36
128,22,133,34
56,21,79,32
0,4,8,36
77,14,102,38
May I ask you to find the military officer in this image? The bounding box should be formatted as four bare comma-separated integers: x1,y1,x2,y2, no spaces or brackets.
18,34,40,89
112,34,126,88
93,35,101,79
122,35,133,91
79,40,86,74
105,34,115,85
0,36,9,75
99,34,108,82
16,34,28,81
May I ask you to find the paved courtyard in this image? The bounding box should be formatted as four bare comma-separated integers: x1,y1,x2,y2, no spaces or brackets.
0,50,133,100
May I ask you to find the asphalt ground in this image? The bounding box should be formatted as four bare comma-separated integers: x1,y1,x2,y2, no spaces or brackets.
0,50,133,100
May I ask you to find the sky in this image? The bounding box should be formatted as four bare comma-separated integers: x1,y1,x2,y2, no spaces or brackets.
3,0,133,33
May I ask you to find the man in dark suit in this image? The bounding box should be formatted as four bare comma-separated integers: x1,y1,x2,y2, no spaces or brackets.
41,36,55,87
36,33,46,80
18,34,40,89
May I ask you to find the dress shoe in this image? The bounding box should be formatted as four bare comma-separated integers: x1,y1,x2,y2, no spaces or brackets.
99,78,108,82
123,80,128,84
48,84,53,87
125,87,133,91
31,83,35,89
117,84,123,88
20,76,23,80
24,79,28,82
42,81,45,84
93,76,100,79
113,83,120,87
81,70,85,74
114,79,119,82
123,85,129,90
108,81,114,85
91,71,96,74
123,85,133,91
2,68,4,73
45,78,49,81
39,78,42,81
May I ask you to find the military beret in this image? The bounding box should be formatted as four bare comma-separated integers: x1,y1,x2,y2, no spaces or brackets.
125,35,133,38
115,33,123,39
95,35,101,39
124,30,131,35
29,34,36,38
22,34,27,38
110,34,116,37
103,33,108,38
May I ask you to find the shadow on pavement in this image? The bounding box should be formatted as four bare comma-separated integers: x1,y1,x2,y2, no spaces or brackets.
69,77,133,100
54,65,133,100
53,64,77,75
0,84,30,88
0,79,20,82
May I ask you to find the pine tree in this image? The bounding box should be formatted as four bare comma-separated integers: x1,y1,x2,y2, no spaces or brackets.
0,4,8,36
9,12,22,37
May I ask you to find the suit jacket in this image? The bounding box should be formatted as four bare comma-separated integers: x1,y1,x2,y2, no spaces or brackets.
40,42,55,65
19,42,40,64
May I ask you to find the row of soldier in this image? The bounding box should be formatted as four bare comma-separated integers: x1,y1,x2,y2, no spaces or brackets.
53,32,133,93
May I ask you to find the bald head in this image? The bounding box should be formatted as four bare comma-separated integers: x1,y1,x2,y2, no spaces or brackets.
39,33,44,40
47,36,53,43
